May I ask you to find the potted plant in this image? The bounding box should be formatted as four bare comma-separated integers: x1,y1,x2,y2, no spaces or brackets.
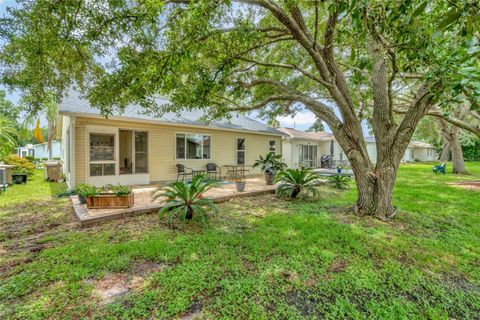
336,164,343,174
233,173,246,192
253,153,287,185
75,183,98,204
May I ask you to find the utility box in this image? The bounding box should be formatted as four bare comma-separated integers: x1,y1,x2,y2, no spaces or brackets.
0,168,7,191
44,161,63,182
0,164,15,185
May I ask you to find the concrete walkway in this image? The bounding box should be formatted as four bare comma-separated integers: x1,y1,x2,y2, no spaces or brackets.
72,177,276,226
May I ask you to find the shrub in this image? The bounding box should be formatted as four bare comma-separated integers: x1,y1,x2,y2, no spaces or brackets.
253,153,287,174
274,167,321,199
152,175,220,227
24,155,35,162
2,155,35,175
74,183,99,197
110,185,132,196
328,174,351,189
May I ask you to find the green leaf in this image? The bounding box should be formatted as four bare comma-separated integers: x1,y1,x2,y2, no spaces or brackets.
437,9,462,30
412,2,427,18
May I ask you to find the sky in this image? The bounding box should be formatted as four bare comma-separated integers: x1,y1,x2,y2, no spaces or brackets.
0,0,321,132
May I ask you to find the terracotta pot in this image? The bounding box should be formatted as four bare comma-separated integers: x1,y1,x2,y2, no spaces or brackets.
264,173,275,185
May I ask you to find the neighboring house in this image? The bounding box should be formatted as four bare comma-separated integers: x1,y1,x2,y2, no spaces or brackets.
279,128,437,168
278,127,344,169
403,141,438,162
58,92,285,189
16,141,61,159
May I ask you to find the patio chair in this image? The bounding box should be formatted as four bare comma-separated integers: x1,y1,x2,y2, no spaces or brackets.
176,164,193,181
433,163,446,174
206,163,221,181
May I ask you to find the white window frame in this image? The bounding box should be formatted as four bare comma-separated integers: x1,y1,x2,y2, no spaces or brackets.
88,131,117,177
236,137,246,165
269,140,276,154
175,132,212,160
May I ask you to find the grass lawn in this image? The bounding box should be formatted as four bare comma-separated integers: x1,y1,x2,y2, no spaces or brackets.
0,164,479,319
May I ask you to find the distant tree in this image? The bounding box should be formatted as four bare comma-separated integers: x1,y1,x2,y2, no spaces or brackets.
306,118,325,132
267,118,280,128
0,90,21,121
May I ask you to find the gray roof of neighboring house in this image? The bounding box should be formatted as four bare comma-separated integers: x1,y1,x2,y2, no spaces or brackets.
59,91,285,136
278,127,334,141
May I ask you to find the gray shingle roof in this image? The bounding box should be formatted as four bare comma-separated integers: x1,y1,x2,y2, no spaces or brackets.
59,91,285,136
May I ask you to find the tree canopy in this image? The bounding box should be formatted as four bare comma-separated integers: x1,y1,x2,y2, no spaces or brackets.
1,0,479,219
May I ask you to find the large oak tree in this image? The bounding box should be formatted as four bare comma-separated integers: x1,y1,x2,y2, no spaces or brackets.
1,0,479,220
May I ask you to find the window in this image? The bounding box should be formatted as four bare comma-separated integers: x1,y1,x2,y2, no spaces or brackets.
269,140,276,154
176,133,211,159
119,130,148,175
299,144,318,167
89,133,115,176
237,138,245,165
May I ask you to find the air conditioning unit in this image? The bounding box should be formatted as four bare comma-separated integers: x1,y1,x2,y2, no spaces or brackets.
0,168,6,191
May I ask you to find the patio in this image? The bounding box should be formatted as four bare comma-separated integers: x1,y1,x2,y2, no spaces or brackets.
71,176,276,226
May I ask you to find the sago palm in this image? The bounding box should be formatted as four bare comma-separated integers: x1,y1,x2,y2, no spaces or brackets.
274,167,321,199
0,116,17,147
152,175,220,226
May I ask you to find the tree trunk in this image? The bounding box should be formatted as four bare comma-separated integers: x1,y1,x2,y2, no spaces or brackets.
450,127,466,174
439,140,450,162
351,158,399,221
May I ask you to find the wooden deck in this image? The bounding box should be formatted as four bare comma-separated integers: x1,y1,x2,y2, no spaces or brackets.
71,177,276,226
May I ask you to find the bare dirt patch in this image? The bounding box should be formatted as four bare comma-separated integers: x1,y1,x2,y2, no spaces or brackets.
86,261,167,305
449,181,480,190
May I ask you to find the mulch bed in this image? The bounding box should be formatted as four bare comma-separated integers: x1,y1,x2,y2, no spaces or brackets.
449,181,480,190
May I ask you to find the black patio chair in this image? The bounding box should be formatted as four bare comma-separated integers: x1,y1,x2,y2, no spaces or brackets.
206,163,221,181
176,164,193,182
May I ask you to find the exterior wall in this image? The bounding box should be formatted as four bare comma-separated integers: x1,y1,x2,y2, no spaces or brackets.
73,116,282,186
281,138,347,169
366,142,377,163
33,141,61,159
413,148,437,161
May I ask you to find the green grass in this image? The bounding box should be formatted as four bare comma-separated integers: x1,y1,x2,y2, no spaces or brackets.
0,169,67,207
0,163,479,319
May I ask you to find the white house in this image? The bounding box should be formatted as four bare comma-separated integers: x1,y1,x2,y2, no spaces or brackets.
278,127,344,169
16,141,61,159
279,128,438,168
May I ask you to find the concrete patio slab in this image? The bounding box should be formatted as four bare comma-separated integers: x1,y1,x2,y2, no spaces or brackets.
71,177,276,226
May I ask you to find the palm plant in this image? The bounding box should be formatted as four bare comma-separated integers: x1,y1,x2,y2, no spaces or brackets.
328,174,351,189
0,116,18,158
274,167,321,199
253,153,287,185
152,175,220,226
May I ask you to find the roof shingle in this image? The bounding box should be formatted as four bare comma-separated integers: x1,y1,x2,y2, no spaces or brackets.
59,91,285,135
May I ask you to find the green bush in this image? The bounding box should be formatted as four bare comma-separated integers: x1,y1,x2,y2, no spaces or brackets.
152,175,220,227
74,183,99,197
2,155,35,175
328,174,351,189
24,155,35,162
274,167,321,199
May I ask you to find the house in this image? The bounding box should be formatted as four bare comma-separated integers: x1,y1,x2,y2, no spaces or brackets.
402,141,438,162
279,128,437,168
58,92,285,189
16,141,61,159
278,127,345,169
363,137,437,163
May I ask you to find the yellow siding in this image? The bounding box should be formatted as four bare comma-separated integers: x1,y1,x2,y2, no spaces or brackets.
74,117,282,184
75,124,86,184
